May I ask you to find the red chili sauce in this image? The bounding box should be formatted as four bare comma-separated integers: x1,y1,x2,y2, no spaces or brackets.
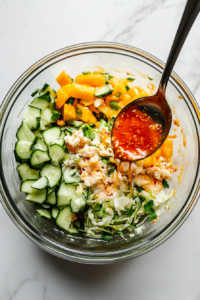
112,107,163,161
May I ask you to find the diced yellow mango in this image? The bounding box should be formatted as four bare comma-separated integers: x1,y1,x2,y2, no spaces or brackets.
62,84,72,95
127,88,137,98
55,88,69,110
110,77,121,88
76,104,90,122
56,71,72,87
153,148,161,159
161,139,173,159
98,103,111,116
120,94,132,106
105,94,120,106
88,104,99,114
152,156,157,166
87,111,97,124
70,83,95,102
95,121,100,128
75,74,106,87
143,156,152,168
80,99,95,106
63,104,76,121
110,77,127,96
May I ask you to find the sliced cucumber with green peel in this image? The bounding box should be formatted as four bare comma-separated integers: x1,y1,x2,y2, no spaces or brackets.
16,122,35,143
40,163,62,188
34,130,43,138
56,206,73,231
68,120,84,128
63,166,81,184
24,117,40,131
49,144,65,165
26,188,47,203
39,84,56,108
52,139,65,147
43,127,61,145
57,182,79,207
51,207,59,219
68,228,79,234
46,191,56,205
31,176,48,190
95,84,113,98
41,108,62,125
31,92,51,111
47,187,55,195
15,140,32,163
17,163,40,180
23,105,41,119
20,179,37,193
29,150,50,167
31,137,48,152
36,209,52,220
70,197,85,213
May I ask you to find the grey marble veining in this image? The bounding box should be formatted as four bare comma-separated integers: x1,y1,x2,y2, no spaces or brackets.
0,0,200,299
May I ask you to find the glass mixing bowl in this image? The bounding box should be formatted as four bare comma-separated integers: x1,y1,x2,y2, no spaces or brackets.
0,42,199,264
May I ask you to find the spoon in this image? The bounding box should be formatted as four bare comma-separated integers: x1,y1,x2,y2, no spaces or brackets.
112,0,200,162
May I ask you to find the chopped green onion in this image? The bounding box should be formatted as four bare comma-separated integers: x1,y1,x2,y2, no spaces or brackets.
162,179,169,188
109,101,120,111
135,185,144,193
89,124,96,128
108,169,115,175
101,157,110,164
115,92,121,97
76,108,82,117
148,77,153,81
66,97,75,105
117,231,123,235
101,233,113,240
31,89,39,97
71,78,74,82
126,77,135,82
108,116,116,132
125,86,130,91
82,71,91,75
66,127,74,135
73,157,80,162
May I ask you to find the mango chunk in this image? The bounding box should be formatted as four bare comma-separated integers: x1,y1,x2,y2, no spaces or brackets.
80,99,95,106
143,156,152,168
87,111,97,124
88,104,99,114
56,71,72,87
75,74,106,87
63,104,76,121
120,94,132,106
76,104,90,122
161,139,173,159
70,83,95,102
55,87,70,110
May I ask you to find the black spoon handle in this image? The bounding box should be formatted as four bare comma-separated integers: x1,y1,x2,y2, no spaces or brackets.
159,0,200,92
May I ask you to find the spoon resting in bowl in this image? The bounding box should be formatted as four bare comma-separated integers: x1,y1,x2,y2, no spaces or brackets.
112,0,200,162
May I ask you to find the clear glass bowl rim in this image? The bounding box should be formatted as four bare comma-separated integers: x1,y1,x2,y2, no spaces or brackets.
0,41,199,264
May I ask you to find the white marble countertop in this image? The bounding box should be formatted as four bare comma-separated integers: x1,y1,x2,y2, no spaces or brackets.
0,0,200,299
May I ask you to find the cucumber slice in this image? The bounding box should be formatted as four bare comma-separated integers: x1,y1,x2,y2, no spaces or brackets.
34,130,43,138
63,166,81,184
39,84,56,108
40,163,62,188
95,84,113,98
31,176,48,190
98,119,108,130
36,209,52,220
47,187,55,195
16,122,35,143
56,206,73,231
23,105,41,119
70,197,85,213
20,179,37,193
46,191,56,205
68,120,84,128
31,137,48,152
31,92,51,111
41,108,61,125
14,140,32,163
68,228,79,234
57,182,79,207
29,150,50,167
42,204,51,209
24,117,41,131
49,144,65,165
65,127,74,136
53,139,65,147
51,207,59,219
26,188,47,203
43,127,61,145
60,131,65,138
17,163,40,180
